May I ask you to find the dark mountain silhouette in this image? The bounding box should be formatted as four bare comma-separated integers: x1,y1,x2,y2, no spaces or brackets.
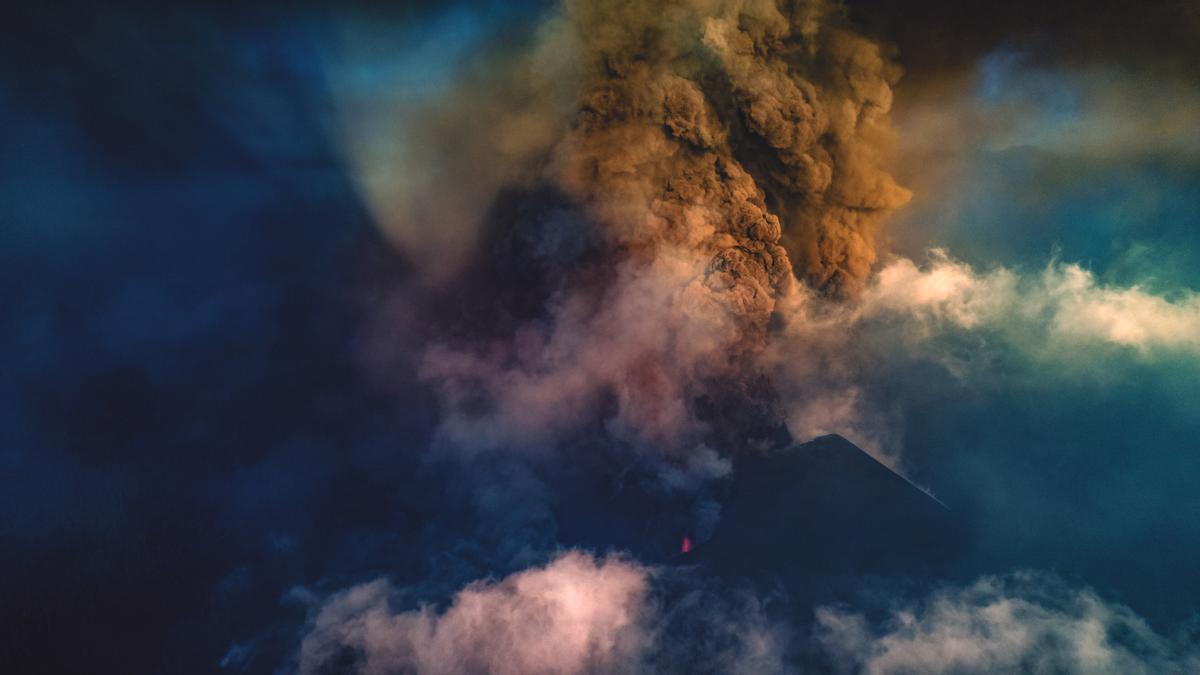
554,434,965,588
693,435,966,587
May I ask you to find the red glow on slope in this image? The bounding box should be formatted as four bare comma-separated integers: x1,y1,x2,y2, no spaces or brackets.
681,536,692,553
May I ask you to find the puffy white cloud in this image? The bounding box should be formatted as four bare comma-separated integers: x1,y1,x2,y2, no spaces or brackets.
815,573,1199,675
297,552,649,675
295,551,800,675
860,251,1200,354
759,249,1200,471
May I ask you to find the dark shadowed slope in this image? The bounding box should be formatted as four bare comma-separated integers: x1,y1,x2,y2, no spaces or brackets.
697,435,965,585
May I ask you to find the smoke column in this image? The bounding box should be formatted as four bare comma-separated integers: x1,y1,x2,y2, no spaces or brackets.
374,0,912,468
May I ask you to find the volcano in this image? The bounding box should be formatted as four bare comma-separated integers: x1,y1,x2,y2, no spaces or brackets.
696,435,965,584
557,434,965,584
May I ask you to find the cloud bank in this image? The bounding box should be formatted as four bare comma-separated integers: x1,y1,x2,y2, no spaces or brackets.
753,248,1200,467
862,252,1200,356
816,573,1200,674
300,556,1200,674
296,551,791,675
297,552,650,675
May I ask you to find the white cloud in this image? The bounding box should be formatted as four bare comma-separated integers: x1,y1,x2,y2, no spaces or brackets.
760,250,1200,470
297,552,649,675
860,251,1200,353
815,572,1198,675
296,551,799,675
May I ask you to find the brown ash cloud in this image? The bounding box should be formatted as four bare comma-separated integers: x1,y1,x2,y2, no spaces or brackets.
355,0,911,470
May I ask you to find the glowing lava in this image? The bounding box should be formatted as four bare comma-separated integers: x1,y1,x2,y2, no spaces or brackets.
681,536,692,554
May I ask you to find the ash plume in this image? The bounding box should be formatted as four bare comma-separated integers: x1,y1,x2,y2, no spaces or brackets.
365,0,912,467
553,0,911,301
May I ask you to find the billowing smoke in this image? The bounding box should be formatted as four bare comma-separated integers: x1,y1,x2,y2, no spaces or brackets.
553,0,911,298
352,0,914,469
335,0,1200,486
6,1,1200,673
312,1,1200,668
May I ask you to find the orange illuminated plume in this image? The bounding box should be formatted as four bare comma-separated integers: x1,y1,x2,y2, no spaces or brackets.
681,536,692,554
